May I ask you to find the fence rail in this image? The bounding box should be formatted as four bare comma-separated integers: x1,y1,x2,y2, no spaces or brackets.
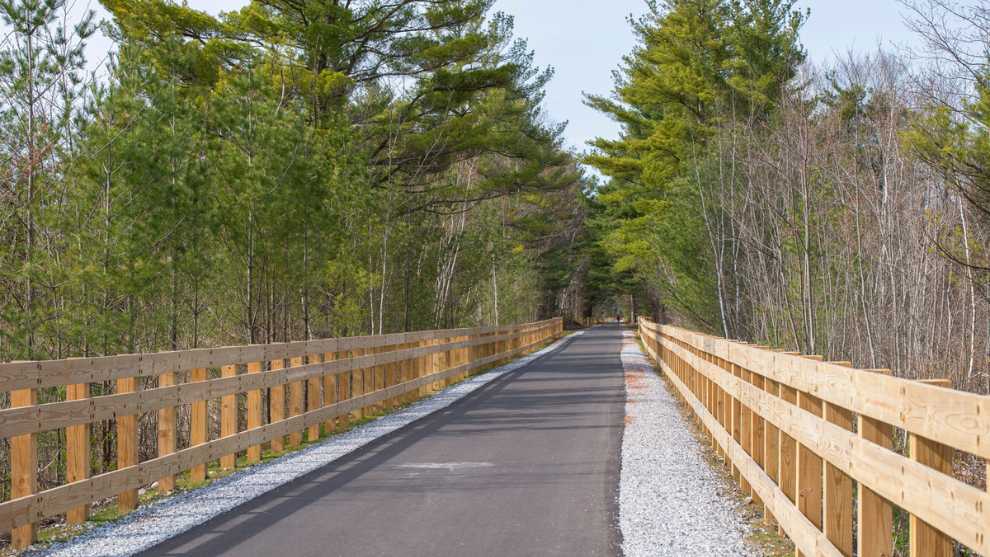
0,318,563,549
638,317,989,557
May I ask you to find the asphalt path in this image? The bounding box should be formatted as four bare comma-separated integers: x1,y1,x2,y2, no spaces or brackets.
141,325,627,557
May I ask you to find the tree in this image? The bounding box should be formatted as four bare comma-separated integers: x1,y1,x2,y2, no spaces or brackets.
584,0,805,336
0,0,95,359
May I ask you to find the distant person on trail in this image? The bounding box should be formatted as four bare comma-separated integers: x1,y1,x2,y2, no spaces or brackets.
616,314,621,324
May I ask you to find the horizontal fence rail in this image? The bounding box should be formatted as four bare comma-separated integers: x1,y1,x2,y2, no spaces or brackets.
638,317,989,557
0,318,563,549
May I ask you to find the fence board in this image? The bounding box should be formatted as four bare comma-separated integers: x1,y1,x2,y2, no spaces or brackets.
641,320,990,556
0,322,558,535
660,325,990,460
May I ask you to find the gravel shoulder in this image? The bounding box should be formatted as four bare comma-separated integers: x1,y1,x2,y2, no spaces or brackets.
29,332,581,557
619,329,756,557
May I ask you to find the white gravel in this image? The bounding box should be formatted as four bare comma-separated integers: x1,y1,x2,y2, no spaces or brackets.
619,330,755,557
30,331,582,557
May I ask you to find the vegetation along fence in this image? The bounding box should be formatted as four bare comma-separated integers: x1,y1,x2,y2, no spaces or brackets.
639,318,989,557
0,318,563,549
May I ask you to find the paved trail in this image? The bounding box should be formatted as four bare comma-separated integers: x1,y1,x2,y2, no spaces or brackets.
142,327,627,557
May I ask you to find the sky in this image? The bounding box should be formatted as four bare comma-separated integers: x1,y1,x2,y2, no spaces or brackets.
56,0,924,152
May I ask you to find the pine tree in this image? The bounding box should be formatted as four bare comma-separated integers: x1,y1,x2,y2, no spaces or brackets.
0,0,95,359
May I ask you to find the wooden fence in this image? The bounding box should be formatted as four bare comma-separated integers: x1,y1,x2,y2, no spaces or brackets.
0,317,563,549
638,318,989,557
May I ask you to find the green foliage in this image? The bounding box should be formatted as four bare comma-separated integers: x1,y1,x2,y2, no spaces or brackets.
583,0,805,328
906,78,990,215
0,0,590,361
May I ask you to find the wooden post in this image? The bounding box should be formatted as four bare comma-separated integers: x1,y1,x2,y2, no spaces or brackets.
723,358,734,474
388,345,401,408
269,358,285,453
436,337,448,391
156,372,176,495
338,354,351,429
220,364,238,471
288,356,304,448
748,369,765,514
460,334,469,380
419,341,431,398
351,349,364,421
10,388,37,549
795,386,824,557
413,340,424,400
730,364,753,495
116,376,139,512
909,378,954,557
762,377,780,527
246,361,263,464
66,382,90,522
858,368,895,557
707,370,717,450
448,336,458,386
374,346,386,410
322,352,337,434
190,367,209,483
724,358,742,482
386,346,398,409
307,353,322,441
824,362,854,556
714,368,725,460
397,344,409,405
778,382,799,539
370,347,382,412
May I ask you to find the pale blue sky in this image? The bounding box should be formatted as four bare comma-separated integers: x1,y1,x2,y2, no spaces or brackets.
497,0,922,151
69,0,921,151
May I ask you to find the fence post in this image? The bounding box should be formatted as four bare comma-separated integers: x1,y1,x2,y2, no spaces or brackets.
351,348,364,421
714,350,726,461
368,348,380,413
190,367,209,483
246,361,263,464
307,353,323,441
858,368,894,557
10,387,37,549
375,346,387,410
908,378,954,557
730,361,745,488
66,381,90,522
322,351,337,434
338,353,352,428
383,347,395,410
116,376,138,512
762,375,779,528
824,361,855,556
418,340,430,398
722,356,735,475
439,336,451,390
288,356,304,448
220,364,238,471
156,372,176,495
269,358,285,453
795,356,824,557
373,346,386,411
397,342,410,404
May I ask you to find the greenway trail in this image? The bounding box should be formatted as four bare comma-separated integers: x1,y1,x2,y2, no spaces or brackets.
140,327,626,557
